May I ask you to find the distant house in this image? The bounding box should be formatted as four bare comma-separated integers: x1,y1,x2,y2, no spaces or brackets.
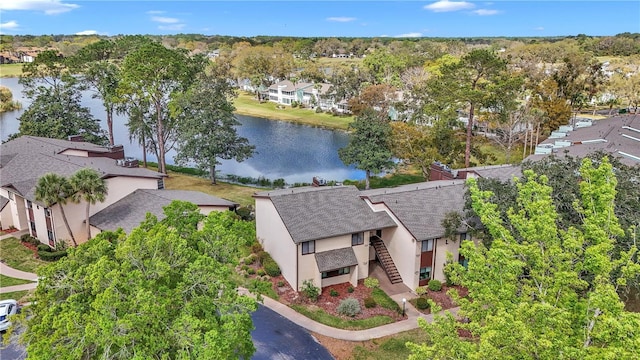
267,80,349,113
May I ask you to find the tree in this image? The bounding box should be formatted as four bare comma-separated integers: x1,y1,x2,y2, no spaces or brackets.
174,69,255,184
338,108,394,190
18,202,258,359
13,50,107,144
0,86,21,113
409,158,640,359
119,42,203,174
34,173,77,247
69,168,107,241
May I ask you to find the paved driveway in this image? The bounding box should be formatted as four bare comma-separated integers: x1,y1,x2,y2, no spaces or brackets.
2,305,334,360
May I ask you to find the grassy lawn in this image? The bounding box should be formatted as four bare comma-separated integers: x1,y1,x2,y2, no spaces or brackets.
0,274,34,287
234,92,354,130
163,170,262,207
290,304,395,330
0,290,32,302
350,328,430,360
0,237,46,273
0,64,23,77
371,288,402,313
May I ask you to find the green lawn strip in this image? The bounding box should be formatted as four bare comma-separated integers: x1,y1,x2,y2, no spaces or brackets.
0,274,35,287
0,237,46,273
0,290,31,301
0,64,24,77
371,288,402,313
351,328,430,360
234,92,354,130
163,169,261,207
290,304,394,330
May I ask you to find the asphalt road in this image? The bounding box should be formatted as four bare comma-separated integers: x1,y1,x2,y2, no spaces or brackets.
1,305,334,360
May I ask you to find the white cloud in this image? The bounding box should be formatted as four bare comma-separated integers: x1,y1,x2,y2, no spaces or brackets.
424,1,475,13
395,32,423,38
146,10,165,14
326,17,356,22
0,0,79,15
151,16,180,24
473,9,500,16
159,24,186,31
75,30,99,35
0,20,20,30
535,26,544,31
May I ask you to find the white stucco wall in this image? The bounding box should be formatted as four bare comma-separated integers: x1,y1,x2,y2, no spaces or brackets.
433,238,460,282
366,200,420,290
254,197,298,290
5,192,28,231
0,203,14,229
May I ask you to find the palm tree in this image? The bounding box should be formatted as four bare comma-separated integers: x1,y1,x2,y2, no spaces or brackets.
69,168,108,241
34,173,77,247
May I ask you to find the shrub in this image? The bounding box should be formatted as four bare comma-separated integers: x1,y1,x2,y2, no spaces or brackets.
250,242,263,254
364,277,379,289
415,286,427,296
301,280,320,302
37,244,52,252
364,297,377,308
241,264,249,271
257,269,266,276
245,254,257,265
416,297,430,310
347,286,355,293
277,280,285,287
257,250,270,264
337,298,361,317
263,259,281,277
21,234,40,246
38,250,67,261
428,279,442,291
247,268,256,275
315,107,323,113
329,288,339,297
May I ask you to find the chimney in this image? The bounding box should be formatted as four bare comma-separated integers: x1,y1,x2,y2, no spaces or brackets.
68,134,85,142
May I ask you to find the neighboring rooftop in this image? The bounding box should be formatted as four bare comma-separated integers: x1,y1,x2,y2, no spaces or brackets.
0,136,163,204
90,189,238,233
254,185,397,243
525,115,640,166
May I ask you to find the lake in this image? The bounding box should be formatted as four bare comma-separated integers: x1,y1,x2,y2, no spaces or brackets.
0,77,364,184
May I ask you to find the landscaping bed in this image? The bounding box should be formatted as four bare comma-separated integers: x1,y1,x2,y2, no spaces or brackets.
411,284,468,314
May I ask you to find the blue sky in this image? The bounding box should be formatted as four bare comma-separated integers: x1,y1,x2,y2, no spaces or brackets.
1,1,638,38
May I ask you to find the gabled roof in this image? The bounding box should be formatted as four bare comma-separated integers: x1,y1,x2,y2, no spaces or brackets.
0,136,163,203
89,189,238,233
362,181,468,241
254,186,396,243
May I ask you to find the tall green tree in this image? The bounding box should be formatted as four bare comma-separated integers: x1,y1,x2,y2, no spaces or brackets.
34,173,77,247
173,69,255,184
338,108,394,190
409,157,640,359
19,202,258,359
119,42,203,174
69,168,108,241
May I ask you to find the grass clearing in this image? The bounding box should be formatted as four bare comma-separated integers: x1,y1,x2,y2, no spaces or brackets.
349,328,431,360
290,304,394,330
163,170,262,207
0,237,46,273
0,290,32,302
234,92,354,130
0,274,34,287
371,288,402,313
0,64,24,77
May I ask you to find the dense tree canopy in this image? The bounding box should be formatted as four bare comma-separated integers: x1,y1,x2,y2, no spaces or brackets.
409,157,640,359
18,202,258,359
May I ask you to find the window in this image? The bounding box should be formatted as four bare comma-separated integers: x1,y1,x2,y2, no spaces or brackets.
459,258,469,269
27,200,33,209
157,178,165,190
351,232,364,246
459,233,470,241
322,267,350,278
30,221,36,232
301,241,315,255
45,208,52,218
419,267,432,281
376,229,382,238
421,239,434,252
48,230,54,242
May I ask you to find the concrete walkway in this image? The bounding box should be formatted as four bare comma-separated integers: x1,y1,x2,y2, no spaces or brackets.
0,262,39,282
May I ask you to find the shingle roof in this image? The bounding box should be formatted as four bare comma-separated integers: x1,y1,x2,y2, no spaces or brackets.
0,136,163,204
363,181,467,241
255,186,396,243
525,115,640,166
463,164,522,182
315,247,358,272
89,189,237,233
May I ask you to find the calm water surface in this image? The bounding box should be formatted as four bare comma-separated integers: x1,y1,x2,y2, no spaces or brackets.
0,77,364,183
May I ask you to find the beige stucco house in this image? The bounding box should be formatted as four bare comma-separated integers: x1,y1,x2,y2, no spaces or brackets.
0,136,237,246
254,179,487,292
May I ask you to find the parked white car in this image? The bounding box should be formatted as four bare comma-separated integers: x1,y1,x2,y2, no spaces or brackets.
0,299,19,332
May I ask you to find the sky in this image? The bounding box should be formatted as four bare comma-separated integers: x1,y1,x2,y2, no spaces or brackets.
0,1,639,38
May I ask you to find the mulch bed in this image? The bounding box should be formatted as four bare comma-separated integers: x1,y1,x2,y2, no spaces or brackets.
414,284,469,314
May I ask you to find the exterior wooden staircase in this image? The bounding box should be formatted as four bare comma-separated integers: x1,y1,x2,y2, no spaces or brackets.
370,236,402,284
